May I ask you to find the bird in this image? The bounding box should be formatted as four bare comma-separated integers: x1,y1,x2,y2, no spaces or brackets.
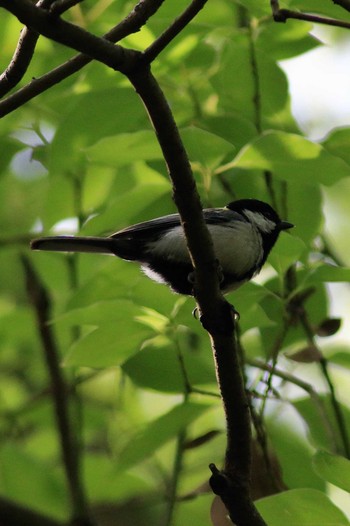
31,199,293,296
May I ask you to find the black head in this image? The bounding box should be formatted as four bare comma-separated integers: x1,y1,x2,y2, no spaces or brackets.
226,199,293,233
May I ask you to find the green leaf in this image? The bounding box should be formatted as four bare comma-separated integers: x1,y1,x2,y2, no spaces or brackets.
122,337,216,393
83,454,149,501
234,131,350,185
181,126,236,170
235,0,271,17
268,232,306,275
328,350,350,370
86,130,163,166
293,396,350,455
80,180,170,236
288,182,322,244
118,401,212,470
53,299,144,327
313,450,350,493
211,36,295,130
50,88,146,175
267,416,325,490
0,444,67,520
257,20,320,61
63,302,152,367
306,265,350,284
200,114,256,151
0,136,23,175
257,489,350,525
323,127,350,166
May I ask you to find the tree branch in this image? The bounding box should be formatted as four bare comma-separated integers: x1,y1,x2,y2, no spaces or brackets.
0,0,166,115
1,3,267,522
0,0,139,74
128,65,266,526
0,0,55,98
21,256,94,526
143,0,208,63
270,0,350,29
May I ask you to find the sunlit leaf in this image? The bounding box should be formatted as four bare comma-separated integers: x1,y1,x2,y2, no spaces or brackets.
257,489,349,525
313,450,350,493
118,402,212,470
86,130,163,166
234,131,350,185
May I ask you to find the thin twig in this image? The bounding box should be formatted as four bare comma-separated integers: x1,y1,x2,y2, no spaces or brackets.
271,0,350,29
21,255,93,525
163,339,189,526
247,357,338,455
143,0,208,63
259,315,290,417
298,308,350,458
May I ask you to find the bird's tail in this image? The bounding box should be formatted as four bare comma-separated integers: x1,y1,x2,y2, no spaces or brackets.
31,236,116,255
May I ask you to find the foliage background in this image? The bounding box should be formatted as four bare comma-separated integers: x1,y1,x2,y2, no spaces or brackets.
2,0,350,525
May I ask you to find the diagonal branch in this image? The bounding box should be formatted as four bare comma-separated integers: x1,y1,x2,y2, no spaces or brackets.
0,0,139,73
0,0,166,115
143,0,208,63
0,0,56,98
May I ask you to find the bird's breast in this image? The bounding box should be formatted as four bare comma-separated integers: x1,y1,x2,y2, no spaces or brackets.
146,222,263,277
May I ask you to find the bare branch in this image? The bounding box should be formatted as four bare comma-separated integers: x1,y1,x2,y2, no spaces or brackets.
0,0,138,73
143,0,208,63
271,0,350,29
0,0,166,116
128,66,266,526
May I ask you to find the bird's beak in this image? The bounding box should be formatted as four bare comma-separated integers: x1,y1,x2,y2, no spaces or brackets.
279,221,294,231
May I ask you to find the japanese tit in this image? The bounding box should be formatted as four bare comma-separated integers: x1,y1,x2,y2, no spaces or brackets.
31,199,293,295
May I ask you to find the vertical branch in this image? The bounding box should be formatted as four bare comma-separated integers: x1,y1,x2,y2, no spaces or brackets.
21,256,94,526
128,64,266,526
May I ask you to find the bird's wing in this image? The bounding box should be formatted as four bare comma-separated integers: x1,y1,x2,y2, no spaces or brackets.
110,213,182,240
110,208,242,241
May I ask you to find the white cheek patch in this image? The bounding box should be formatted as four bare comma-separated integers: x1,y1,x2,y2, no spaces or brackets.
243,210,276,233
